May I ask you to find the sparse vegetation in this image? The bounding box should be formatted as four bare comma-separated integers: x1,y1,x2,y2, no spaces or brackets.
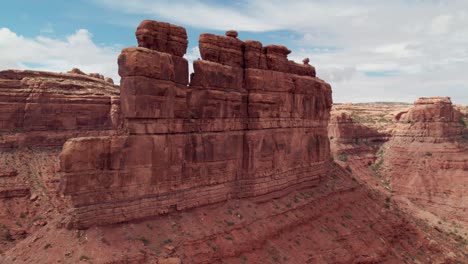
459,117,467,128
79,255,91,261
2,229,13,242
207,241,218,252
337,153,348,162
44,243,52,250
424,152,433,157
293,195,300,203
225,220,235,226
161,238,173,245
138,236,150,246
343,214,353,220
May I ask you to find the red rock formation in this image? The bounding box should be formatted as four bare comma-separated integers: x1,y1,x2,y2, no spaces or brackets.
4,166,466,263
0,70,120,253
328,109,391,190
0,70,120,148
136,20,188,57
58,20,333,228
329,110,388,145
395,97,465,140
381,97,468,224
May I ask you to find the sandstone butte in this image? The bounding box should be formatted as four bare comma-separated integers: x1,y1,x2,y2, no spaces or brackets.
383,97,468,225
329,98,468,256
0,20,466,263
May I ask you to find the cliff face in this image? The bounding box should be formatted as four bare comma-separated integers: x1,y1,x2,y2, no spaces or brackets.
58,20,333,229
0,70,120,148
382,97,468,224
394,97,465,140
5,165,465,264
328,110,389,145
0,69,120,254
329,99,467,231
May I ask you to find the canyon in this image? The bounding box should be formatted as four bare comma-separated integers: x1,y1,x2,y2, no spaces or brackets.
0,20,466,263
330,99,468,257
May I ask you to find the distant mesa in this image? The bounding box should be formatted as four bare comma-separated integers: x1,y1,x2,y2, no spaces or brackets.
0,68,120,149
395,96,464,139
67,67,114,84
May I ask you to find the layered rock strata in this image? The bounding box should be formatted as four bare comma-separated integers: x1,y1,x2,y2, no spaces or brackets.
0,70,120,148
393,97,465,140
382,97,468,224
59,20,333,228
329,110,388,145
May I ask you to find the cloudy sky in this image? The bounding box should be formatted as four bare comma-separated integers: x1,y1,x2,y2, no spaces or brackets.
1,0,468,104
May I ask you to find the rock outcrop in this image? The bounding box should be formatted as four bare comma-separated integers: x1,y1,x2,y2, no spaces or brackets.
381,97,468,224
58,20,333,228
394,97,465,140
0,70,120,148
329,110,388,145
5,165,466,264
0,70,120,253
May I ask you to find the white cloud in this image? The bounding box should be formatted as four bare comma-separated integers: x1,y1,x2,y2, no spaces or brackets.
430,14,453,35
1,1,467,104
91,0,468,104
0,27,120,82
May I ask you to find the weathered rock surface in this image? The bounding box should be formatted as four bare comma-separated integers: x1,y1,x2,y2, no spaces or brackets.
136,20,188,57
328,107,392,193
0,69,121,253
329,110,389,145
4,166,466,263
394,97,465,140
327,101,468,260
381,97,468,224
0,69,120,148
59,20,333,228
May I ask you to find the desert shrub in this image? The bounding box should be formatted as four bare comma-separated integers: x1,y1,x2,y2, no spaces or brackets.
337,153,348,162
138,236,150,246
459,117,467,128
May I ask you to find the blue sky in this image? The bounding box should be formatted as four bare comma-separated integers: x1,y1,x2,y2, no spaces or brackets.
1,0,468,104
